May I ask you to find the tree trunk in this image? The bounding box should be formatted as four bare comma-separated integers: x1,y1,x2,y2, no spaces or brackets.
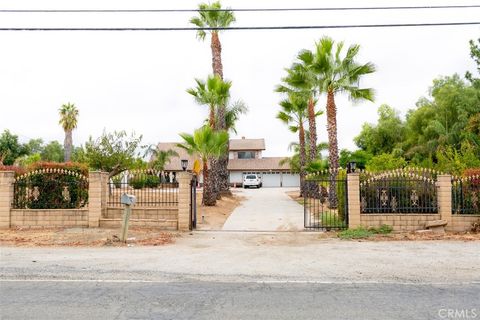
202,160,216,206
64,130,72,162
307,95,317,161
210,158,221,200
326,90,339,208
211,32,230,193
299,122,307,197
210,32,223,79
209,106,215,128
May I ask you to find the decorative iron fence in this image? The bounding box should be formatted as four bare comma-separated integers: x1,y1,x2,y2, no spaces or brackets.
360,170,437,214
452,175,480,214
108,170,178,207
13,169,89,209
304,169,348,230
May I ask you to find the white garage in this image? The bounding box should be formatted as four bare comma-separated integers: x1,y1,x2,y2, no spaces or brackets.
281,172,301,187
230,171,300,188
260,172,282,187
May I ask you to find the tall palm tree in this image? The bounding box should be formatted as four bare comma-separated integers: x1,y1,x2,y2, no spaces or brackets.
277,92,309,195
191,2,236,194
301,37,375,206
177,126,229,206
277,60,319,162
187,75,231,129
190,1,235,80
303,36,376,171
58,103,79,162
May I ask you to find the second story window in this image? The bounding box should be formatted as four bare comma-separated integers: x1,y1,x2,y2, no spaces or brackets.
238,151,255,159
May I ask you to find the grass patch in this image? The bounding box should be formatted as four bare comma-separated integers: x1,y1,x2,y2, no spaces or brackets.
338,224,393,239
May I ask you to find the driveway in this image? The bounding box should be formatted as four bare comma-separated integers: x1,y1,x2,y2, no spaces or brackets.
222,187,304,231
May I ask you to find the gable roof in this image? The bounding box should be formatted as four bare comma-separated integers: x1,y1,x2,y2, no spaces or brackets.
229,138,265,151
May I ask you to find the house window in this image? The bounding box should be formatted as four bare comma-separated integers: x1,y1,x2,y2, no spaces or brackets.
238,151,255,159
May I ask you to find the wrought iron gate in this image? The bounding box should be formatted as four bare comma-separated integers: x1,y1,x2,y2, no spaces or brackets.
190,175,197,230
304,171,348,230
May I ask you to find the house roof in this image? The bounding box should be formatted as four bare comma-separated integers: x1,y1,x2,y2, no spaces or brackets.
157,141,289,171
229,138,265,151
227,157,290,171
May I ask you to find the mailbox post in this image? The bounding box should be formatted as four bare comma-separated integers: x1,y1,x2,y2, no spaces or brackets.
120,193,136,243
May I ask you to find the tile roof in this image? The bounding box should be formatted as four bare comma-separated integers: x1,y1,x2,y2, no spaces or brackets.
229,138,265,151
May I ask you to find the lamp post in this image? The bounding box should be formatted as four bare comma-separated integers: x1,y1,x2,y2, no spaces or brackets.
181,159,188,171
347,161,357,173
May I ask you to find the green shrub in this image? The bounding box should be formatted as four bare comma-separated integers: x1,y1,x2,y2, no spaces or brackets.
13,164,89,209
369,224,394,234
336,169,347,221
338,227,374,239
320,212,347,229
339,224,393,239
145,175,160,188
129,176,146,189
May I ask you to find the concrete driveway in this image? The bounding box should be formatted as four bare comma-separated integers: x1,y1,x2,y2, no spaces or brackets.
222,187,304,231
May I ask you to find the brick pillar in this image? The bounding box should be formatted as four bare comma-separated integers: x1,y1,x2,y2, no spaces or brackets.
0,171,15,229
88,171,108,228
437,175,452,230
347,173,361,229
177,172,192,231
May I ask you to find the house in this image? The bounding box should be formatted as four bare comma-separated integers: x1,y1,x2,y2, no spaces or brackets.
157,137,300,188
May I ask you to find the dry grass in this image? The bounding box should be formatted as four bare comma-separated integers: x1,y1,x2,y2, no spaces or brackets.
0,227,177,247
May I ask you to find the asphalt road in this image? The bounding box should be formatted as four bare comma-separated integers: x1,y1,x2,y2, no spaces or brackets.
1,280,478,320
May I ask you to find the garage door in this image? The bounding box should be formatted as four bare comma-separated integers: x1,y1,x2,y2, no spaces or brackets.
282,172,300,187
261,172,281,187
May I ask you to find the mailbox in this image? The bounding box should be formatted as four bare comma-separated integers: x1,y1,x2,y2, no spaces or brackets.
120,193,136,206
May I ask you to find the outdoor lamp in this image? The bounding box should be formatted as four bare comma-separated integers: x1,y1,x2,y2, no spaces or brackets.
181,159,188,171
347,161,357,173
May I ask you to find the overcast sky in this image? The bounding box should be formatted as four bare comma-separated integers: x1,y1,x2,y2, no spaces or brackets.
0,0,479,157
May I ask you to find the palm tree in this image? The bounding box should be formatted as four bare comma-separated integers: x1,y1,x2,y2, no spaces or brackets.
277,60,319,162
148,148,179,171
58,103,79,162
301,37,375,206
277,92,309,195
224,100,248,134
190,1,235,80
177,126,229,206
191,2,236,195
302,36,376,171
187,75,231,129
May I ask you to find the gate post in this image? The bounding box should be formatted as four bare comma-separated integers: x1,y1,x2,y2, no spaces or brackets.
347,173,361,229
177,172,191,231
88,171,108,228
437,175,452,230
0,171,15,229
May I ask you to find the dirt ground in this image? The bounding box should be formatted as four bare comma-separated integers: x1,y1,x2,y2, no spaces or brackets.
0,190,244,247
195,190,245,230
0,227,177,247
